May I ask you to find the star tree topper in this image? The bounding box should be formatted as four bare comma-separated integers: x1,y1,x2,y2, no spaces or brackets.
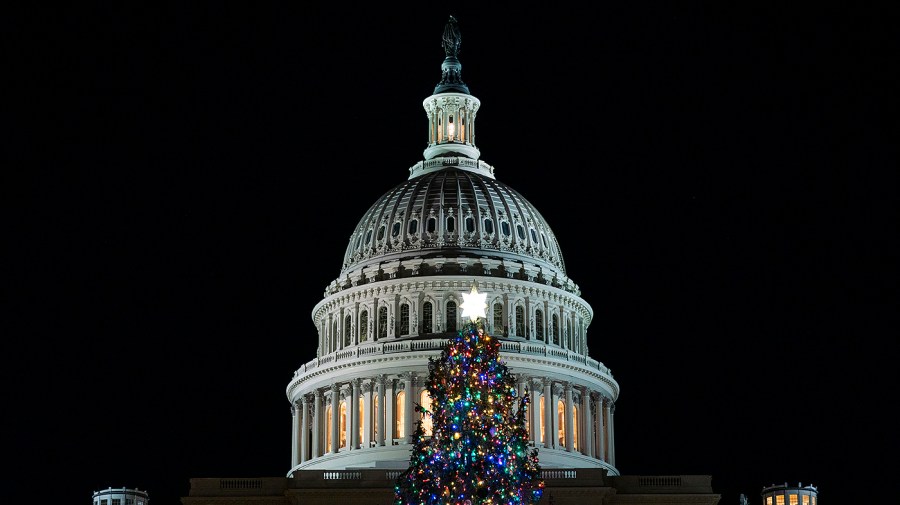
460,283,487,322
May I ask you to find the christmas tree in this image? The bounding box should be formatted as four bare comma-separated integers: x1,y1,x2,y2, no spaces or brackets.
394,286,544,505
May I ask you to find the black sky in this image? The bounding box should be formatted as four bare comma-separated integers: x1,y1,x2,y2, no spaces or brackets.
8,3,898,505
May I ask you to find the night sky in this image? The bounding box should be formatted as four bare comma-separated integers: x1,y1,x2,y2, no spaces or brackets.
9,4,896,505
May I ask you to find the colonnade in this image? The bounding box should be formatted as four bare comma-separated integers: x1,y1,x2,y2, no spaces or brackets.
290,373,615,468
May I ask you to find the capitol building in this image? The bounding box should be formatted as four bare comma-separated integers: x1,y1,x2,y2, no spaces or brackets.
181,17,721,505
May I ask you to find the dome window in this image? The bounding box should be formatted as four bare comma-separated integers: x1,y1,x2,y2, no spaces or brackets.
391,222,401,238
378,307,387,339
399,303,410,336
501,221,511,237
446,300,457,331
516,224,526,240
377,225,386,241
530,228,538,243
423,301,433,333
465,216,475,233
426,217,437,234
446,216,456,233
541,232,548,247
365,229,373,244
408,219,418,234
536,309,544,341
483,218,494,235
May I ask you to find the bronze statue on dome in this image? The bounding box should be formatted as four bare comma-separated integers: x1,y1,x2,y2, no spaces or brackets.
442,15,461,58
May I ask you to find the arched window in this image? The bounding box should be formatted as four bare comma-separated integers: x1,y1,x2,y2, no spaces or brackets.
446,215,455,233
331,320,338,351
408,219,418,235
326,404,332,450
359,397,364,446
339,401,347,448
359,310,368,342
573,405,579,451
539,396,545,444
446,301,457,332
420,390,433,436
557,399,565,446
345,315,352,346
400,303,410,336
377,225,386,241
423,301,433,333
536,309,544,341
391,222,401,238
426,217,437,234
378,307,387,339
493,303,503,335
552,314,560,345
516,224,526,240
483,218,494,235
501,221,511,237
515,306,525,337
395,391,405,439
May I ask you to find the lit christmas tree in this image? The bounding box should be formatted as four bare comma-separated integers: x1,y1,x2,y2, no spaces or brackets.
394,286,544,505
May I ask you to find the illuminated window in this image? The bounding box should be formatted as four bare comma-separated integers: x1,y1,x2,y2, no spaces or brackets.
810,497,816,505
515,306,524,336
359,398,364,443
423,302,433,333
776,496,784,505
802,496,809,505
789,494,798,505
539,396,545,443
447,301,457,331
359,310,368,342
400,304,410,336
557,399,565,445
396,391,405,439
373,396,379,440
573,405,579,451
493,303,503,334
420,391,433,436
339,401,347,448
535,309,544,341
378,307,387,339
765,497,772,505
326,405,332,449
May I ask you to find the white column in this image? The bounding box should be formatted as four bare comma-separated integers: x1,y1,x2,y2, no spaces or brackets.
312,390,322,458
542,378,552,449
608,402,616,467
385,377,396,445
290,401,299,468
581,387,593,458
330,384,340,454
362,380,373,448
402,372,415,444
564,383,574,452
376,375,386,446
350,379,360,450
530,379,540,446
300,396,309,463
597,396,607,462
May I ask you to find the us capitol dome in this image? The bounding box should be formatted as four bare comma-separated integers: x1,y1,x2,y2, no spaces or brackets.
285,15,619,477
